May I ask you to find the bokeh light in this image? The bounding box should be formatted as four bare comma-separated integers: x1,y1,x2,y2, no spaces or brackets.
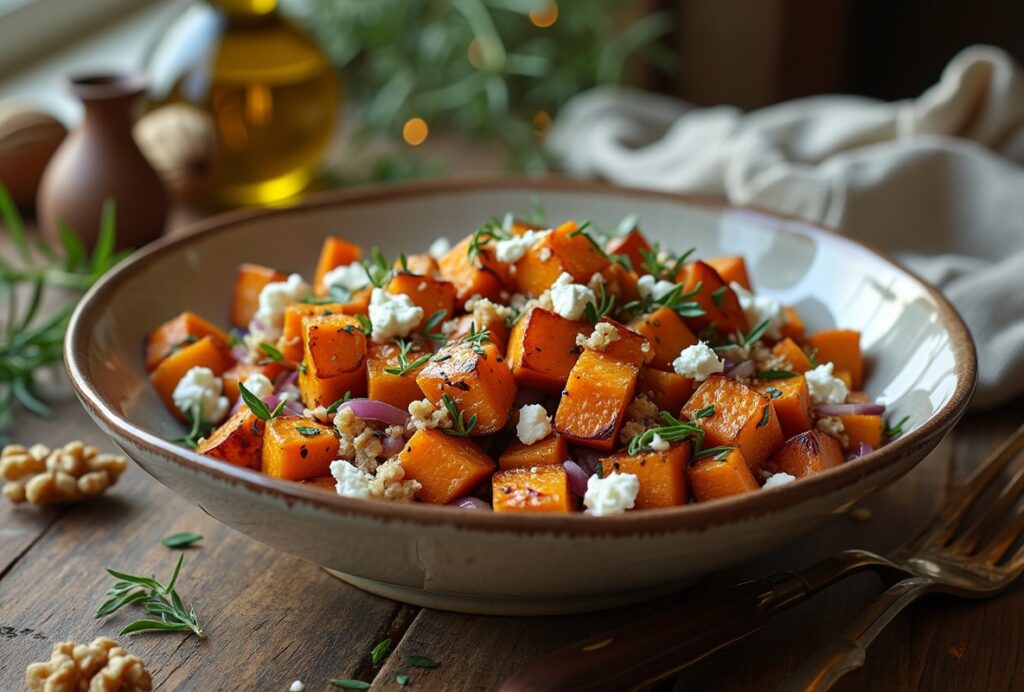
529,2,559,28
403,118,429,146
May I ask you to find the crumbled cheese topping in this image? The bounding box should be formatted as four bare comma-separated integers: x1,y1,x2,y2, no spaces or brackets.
465,295,515,328
730,282,785,339
672,341,725,381
241,373,274,400
289,681,306,692
549,272,596,321
428,236,451,259
583,471,640,516
539,247,553,262
321,262,369,293
763,472,796,489
368,287,424,343
172,366,229,424
649,433,670,452
636,274,677,301
303,405,331,424
516,404,552,445
251,273,310,341
408,398,452,432
576,322,621,352
334,407,384,473
805,362,849,405
369,457,421,501
815,415,849,449
330,459,372,499
494,229,550,263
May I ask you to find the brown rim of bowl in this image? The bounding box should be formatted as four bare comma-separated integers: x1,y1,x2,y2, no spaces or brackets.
65,176,977,536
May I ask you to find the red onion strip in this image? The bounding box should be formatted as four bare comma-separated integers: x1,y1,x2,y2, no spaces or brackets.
562,460,590,497
338,398,410,426
815,403,886,417
449,496,492,510
725,360,755,379
846,441,874,461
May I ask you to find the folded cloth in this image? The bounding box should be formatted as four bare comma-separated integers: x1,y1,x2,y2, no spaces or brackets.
548,45,1024,409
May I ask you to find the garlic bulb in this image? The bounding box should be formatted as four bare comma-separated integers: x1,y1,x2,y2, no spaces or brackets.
0,103,66,207
134,103,216,201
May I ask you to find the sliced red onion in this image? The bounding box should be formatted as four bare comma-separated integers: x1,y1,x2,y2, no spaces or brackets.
571,447,601,476
338,398,410,426
722,357,736,371
725,360,755,379
382,435,406,457
231,344,249,362
449,496,492,510
275,369,298,389
814,403,886,417
845,441,874,461
562,460,590,497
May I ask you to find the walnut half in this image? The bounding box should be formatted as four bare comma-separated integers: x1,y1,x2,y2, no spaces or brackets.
1,441,128,505
26,636,152,692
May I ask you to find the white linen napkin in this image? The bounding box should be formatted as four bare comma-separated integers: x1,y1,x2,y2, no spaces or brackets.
548,45,1024,409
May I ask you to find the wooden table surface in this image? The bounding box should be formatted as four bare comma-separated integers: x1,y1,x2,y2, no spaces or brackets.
2,203,1023,691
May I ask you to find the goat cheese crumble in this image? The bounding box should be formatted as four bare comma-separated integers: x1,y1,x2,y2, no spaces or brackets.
516,404,553,445
730,282,785,339
549,272,596,321
428,236,451,259
636,274,677,301
494,229,549,263
649,433,670,452
172,366,229,424
805,362,849,405
242,373,274,400
251,273,310,341
368,287,424,343
763,472,796,489
321,262,369,292
584,471,640,516
330,459,373,499
672,341,725,381
576,322,621,352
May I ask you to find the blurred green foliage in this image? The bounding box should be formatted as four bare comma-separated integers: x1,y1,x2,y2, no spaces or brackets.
283,0,673,174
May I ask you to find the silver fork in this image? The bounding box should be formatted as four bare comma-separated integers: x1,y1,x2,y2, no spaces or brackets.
779,422,1024,691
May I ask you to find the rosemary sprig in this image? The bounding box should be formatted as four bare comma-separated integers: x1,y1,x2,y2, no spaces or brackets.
627,411,705,455
466,219,509,261
756,370,797,380
162,532,202,548
420,309,448,341
238,382,286,422
621,281,704,319
695,445,734,461
258,341,285,363
360,247,392,288
441,394,477,437
714,319,771,354
174,405,213,449
355,313,373,336
567,221,609,259
459,322,491,357
884,415,910,439
638,243,695,281
384,338,432,376
583,282,616,324
325,391,353,414
96,554,204,637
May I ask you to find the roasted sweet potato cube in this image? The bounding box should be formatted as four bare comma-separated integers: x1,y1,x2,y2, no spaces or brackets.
395,253,440,277
515,220,610,295
437,232,512,307
312,236,362,295
222,360,286,405
682,374,783,471
386,272,456,331
627,306,698,371
705,256,752,291
302,476,338,491
688,448,759,501
605,228,652,276
779,306,805,342
756,374,813,438
232,263,286,328
598,260,641,303
770,429,844,478
303,314,367,379
366,342,430,410
492,465,573,513
772,337,814,373
637,367,694,414
298,363,365,409
555,350,639,451
498,434,569,471
278,302,350,362
596,318,653,368
600,443,690,509
398,429,496,504
261,418,340,481
838,414,884,450
506,307,589,393
808,329,863,389
448,313,510,353
146,312,230,372
675,261,748,334
416,341,516,434
197,407,264,469
150,336,234,416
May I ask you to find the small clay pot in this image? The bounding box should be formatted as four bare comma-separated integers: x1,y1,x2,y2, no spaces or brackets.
37,73,167,252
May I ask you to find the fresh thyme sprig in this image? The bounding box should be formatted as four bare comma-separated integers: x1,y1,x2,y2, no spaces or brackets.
627,411,705,455
384,338,432,376
583,282,616,324
639,243,695,280
96,554,204,637
360,247,392,288
713,318,771,354
440,393,477,437
238,382,286,422
621,281,704,319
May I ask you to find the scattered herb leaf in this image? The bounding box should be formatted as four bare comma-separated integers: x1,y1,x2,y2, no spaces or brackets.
238,383,285,422
756,370,797,380
441,394,477,437
884,415,910,439
161,532,202,548
756,404,771,428
295,426,322,437
384,338,433,376
325,392,353,414
371,638,392,666
258,341,284,363
405,655,440,669
627,411,705,455
96,554,203,637
396,673,410,686
330,680,371,690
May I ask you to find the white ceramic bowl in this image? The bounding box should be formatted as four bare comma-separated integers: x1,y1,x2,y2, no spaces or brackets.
66,178,976,615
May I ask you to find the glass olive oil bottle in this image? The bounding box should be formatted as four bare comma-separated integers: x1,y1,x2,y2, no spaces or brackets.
146,0,338,207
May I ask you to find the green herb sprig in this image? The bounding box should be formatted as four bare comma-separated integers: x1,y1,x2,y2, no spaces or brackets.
238,382,286,422
638,243,695,280
360,247,392,288
459,323,491,357
627,411,705,455
96,554,204,637
420,309,448,342
884,415,910,439
175,406,214,450
714,319,771,354
162,532,203,548
583,283,617,324
326,392,353,414
384,338,433,376
371,638,392,665
441,394,477,437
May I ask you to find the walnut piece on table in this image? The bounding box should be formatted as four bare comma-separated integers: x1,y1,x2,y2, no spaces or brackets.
1,441,128,506
26,636,152,692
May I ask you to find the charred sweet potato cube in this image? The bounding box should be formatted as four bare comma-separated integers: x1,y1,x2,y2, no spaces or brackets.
779,306,806,342
298,363,365,408
688,448,759,501
682,374,783,472
416,341,516,434
595,318,653,368
637,367,694,414
756,374,813,438
398,429,496,504
231,263,286,328
366,341,430,410
448,313,510,353
303,314,367,379
605,228,652,276
278,302,349,362
675,260,748,335
498,434,569,471
261,418,340,481
146,312,230,372
515,220,610,295
838,414,884,450
492,465,573,513
197,407,264,469
808,329,863,389
598,260,641,303
627,306,698,371
150,336,234,416
506,307,589,393
600,443,690,509
312,236,362,295
222,360,286,405
437,232,512,307
386,272,456,331
770,429,844,478
555,350,639,451
705,256,752,291
772,337,814,373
